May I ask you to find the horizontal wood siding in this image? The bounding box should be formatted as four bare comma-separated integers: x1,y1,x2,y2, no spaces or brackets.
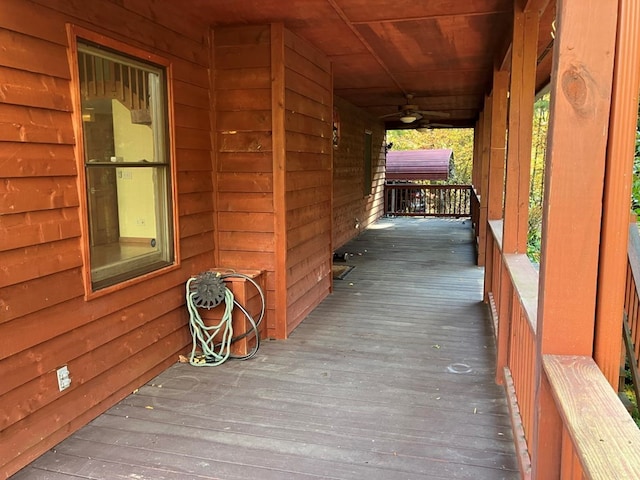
333,95,386,249
283,29,333,335
0,0,213,477
213,25,278,336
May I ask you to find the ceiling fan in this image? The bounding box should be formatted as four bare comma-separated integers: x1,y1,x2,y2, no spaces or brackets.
379,94,450,124
416,119,454,132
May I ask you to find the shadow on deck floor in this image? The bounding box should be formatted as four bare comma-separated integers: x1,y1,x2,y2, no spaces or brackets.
13,217,519,480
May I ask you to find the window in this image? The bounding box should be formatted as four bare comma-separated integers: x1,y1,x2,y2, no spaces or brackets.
73,35,175,291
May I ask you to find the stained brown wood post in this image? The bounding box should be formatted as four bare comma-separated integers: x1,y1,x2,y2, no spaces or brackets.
532,1,619,478
477,95,492,267
271,23,288,339
472,115,484,261
484,70,509,302
502,7,537,254
594,0,640,389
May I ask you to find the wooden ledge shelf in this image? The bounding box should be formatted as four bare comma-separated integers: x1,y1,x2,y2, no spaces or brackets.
543,354,640,479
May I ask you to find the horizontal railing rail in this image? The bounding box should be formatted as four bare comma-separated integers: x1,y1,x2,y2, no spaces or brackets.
384,184,471,217
484,219,640,479
544,355,640,479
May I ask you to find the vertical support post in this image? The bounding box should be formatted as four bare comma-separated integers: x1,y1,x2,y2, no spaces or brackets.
271,23,288,339
472,115,484,262
484,70,510,302
478,95,492,266
502,7,538,254
532,1,619,478
594,0,640,388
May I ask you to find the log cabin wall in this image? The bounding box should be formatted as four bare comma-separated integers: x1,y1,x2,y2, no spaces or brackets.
0,0,213,476
212,24,333,338
282,29,333,335
332,95,386,249
212,25,278,337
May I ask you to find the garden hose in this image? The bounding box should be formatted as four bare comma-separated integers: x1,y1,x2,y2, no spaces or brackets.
185,271,265,367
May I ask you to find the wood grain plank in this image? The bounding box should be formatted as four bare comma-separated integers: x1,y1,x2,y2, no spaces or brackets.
215,89,272,112
218,131,273,153
0,238,82,288
0,105,74,144
216,192,273,213
217,110,272,132
0,268,84,324
217,212,274,233
0,328,188,469
173,103,211,131
29,0,209,67
217,152,273,173
0,66,71,111
0,286,185,397
0,177,79,215
1,308,186,431
0,253,210,361
217,172,273,193
175,148,213,172
216,67,271,90
0,0,69,46
215,25,271,46
218,231,275,253
0,28,70,78
173,80,209,109
0,143,77,177
178,191,214,216
216,43,271,70
285,90,332,120
0,208,80,251
543,355,640,479
177,171,213,194
179,212,214,238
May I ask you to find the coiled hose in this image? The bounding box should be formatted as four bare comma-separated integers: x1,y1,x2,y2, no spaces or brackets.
185,271,265,367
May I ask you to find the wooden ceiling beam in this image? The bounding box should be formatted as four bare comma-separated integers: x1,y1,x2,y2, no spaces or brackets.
349,10,511,25
326,0,406,96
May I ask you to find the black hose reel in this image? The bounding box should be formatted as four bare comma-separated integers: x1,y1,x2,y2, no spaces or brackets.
188,271,227,309
186,270,266,366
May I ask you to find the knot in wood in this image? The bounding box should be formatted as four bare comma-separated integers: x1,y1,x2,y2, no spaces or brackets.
561,66,588,112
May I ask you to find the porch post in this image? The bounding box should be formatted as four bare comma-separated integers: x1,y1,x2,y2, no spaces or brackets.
472,114,484,260
483,70,509,302
502,5,537,254
532,0,619,478
495,2,538,387
477,94,492,267
594,0,640,389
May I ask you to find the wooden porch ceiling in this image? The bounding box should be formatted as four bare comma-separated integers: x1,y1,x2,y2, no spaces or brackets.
188,0,555,129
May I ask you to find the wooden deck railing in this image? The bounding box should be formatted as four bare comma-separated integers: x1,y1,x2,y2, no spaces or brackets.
485,219,640,479
624,222,640,406
384,184,471,217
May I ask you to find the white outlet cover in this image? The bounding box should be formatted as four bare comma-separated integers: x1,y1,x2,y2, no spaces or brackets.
57,366,71,391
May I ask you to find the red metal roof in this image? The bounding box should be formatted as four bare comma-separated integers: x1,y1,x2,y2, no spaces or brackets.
386,149,453,181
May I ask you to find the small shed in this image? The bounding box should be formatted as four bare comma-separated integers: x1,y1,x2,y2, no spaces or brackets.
386,149,453,181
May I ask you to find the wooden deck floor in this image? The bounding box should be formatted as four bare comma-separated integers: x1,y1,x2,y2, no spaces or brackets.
13,218,519,480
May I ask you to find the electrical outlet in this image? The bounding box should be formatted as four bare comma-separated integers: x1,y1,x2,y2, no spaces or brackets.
56,366,71,392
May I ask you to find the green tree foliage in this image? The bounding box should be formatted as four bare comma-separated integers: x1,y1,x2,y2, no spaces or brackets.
527,94,550,264
386,128,474,184
632,107,640,217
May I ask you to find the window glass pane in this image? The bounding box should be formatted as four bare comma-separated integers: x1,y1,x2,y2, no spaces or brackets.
78,41,173,290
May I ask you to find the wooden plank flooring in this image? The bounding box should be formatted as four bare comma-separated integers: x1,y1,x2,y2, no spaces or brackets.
12,218,519,479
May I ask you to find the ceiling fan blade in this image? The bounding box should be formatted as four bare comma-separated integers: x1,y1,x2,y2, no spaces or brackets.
379,112,401,119
415,110,451,118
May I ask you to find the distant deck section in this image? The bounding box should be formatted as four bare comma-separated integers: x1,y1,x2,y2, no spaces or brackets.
13,218,518,480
